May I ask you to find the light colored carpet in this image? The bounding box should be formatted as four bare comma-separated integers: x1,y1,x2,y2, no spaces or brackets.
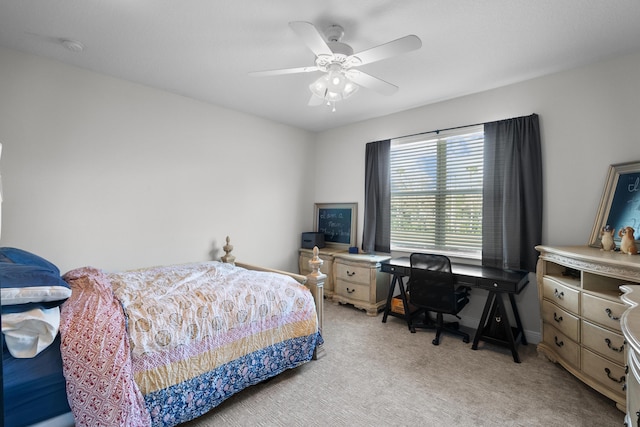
182,301,624,427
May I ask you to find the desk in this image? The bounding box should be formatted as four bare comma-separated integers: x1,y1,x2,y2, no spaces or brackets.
381,257,529,363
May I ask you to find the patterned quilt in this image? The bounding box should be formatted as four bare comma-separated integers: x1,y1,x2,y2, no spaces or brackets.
60,262,321,427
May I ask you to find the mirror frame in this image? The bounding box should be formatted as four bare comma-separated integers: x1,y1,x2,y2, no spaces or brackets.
314,202,357,249
589,161,640,248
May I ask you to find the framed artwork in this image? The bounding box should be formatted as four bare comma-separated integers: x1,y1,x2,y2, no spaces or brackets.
589,161,640,248
314,203,357,249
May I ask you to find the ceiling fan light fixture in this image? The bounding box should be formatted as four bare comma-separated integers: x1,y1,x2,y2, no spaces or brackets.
309,70,359,106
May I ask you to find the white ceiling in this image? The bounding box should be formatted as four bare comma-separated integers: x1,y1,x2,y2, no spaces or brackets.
1,1,640,132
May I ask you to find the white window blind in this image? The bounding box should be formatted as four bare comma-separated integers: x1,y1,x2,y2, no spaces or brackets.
390,125,484,258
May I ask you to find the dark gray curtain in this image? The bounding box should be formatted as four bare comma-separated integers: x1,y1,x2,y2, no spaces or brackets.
482,114,542,272
362,140,391,253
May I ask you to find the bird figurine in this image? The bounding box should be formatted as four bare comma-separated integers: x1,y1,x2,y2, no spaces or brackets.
600,225,616,251
619,226,638,255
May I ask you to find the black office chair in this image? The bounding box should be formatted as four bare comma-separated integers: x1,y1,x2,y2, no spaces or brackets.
407,253,470,345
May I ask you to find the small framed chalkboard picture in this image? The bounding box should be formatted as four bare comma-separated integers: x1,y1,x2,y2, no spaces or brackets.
589,161,640,248
314,203,357,249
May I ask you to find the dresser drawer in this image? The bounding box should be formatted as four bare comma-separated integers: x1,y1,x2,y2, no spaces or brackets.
335,280,369,302
582,348,626,397
542,277,580,314
541,300,579,341
542,324,580,368
581,320,625,365
335,263,371,286
582,293,624,332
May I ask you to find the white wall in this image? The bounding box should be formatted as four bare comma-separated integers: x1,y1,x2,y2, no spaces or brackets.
0,47,316,273
2,45,640,342
312,51,640,341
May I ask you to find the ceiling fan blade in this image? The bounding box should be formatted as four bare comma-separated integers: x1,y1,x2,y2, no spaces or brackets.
289,21,333,57
308,94,325,106
347,70,398,96
249,66,319,77
351,35,422,66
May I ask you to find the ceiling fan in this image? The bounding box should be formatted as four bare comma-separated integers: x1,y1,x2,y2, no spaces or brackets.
249,21,422,110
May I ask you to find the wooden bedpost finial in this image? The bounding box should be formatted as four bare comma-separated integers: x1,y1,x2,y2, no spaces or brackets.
221,236,236,265
309,246,323,276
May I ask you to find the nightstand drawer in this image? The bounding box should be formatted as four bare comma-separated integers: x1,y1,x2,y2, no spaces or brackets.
541,300,579,341
582,293,624,332
542,277,580,314
581,320,625,365
335,281,369,302
335,263,371,286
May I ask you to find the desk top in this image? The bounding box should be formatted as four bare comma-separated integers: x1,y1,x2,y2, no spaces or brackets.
381,257,529,293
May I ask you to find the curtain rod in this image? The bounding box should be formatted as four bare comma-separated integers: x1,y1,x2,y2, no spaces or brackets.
393,121,485,141
390,113,537,141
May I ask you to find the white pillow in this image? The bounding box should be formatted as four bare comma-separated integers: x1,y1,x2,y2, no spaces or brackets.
2,307,60,358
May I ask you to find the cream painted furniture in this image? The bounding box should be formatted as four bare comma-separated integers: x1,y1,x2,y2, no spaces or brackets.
620,285,640,425
332,253,391,316
536,245,640,412
299,247,343,299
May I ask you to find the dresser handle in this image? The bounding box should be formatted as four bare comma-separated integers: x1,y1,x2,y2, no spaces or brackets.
346,270,356,277
605,338,624,353
346,287,355,294
605,308,620,321
554,336,564,347
604,367,625,384
553,313,563,323
554,289,564,299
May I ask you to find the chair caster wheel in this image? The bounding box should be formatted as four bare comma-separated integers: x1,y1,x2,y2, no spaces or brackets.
463,337,470,343
432,339,440,345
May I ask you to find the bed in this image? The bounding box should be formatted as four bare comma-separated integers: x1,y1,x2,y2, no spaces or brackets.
2,239,325,427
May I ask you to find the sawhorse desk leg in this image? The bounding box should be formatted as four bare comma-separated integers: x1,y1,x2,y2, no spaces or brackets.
382,274,415,333
471,291,526,363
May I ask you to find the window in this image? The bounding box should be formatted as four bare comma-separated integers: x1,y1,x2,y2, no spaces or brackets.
390,125,484,258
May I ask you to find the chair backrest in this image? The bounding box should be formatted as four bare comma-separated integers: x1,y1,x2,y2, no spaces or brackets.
410,253,452,273
408,253,460,313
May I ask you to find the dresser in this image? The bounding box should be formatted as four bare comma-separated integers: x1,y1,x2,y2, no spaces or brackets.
536,245,640,411
299,247,343,299
620,284,640,425
332,253,391,316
